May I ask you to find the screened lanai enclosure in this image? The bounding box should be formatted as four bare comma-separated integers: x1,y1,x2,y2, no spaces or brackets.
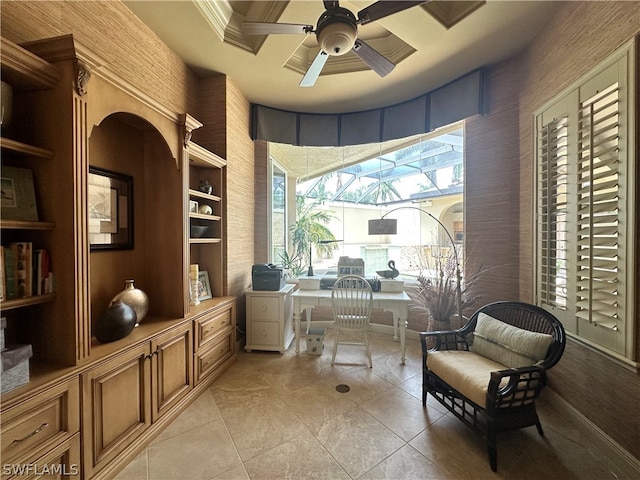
269,123,465,280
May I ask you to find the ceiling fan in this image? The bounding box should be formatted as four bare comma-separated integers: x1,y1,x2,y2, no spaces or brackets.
244,1,426,87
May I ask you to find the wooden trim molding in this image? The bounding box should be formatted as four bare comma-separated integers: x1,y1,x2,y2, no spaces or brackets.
0,36,59,89
24,34,183,127
545,388,640,474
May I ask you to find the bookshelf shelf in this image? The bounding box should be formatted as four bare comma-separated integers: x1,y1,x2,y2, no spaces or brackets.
188,189,221,203
189,213,221,222
0,137,54,159
0,293,56,312
189,238,222,245
0,220,55,230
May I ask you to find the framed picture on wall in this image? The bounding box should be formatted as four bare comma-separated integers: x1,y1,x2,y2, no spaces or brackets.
88,166,134,251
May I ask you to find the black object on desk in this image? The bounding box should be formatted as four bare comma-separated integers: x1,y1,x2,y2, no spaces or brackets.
252,264,285,291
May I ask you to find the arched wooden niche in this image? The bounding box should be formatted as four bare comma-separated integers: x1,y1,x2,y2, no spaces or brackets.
88,112,185,321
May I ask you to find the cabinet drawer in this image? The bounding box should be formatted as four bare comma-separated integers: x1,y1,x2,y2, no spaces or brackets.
249,321,280,348
195,309,232,349
249,296,280,321
194,328,233,383
3,433,81,480
1,377,79,465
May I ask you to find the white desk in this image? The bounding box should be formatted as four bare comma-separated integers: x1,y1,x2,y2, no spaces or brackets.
292,289,412,364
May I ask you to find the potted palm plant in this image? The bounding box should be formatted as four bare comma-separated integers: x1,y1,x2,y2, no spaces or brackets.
278,195,338,279
406,247,482,331
277,250,306,279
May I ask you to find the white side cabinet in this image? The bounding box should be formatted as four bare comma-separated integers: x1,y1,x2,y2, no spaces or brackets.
245,284,295,353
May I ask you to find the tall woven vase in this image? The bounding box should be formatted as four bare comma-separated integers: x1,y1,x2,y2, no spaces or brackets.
111,279,149,327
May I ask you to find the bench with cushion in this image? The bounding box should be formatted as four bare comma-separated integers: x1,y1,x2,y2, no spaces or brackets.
420,301,566,471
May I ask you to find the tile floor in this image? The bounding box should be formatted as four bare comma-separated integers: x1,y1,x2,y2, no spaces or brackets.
115,331,638,480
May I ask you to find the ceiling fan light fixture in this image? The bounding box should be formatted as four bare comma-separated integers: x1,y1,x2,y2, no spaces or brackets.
317,21,357,56
315,7,358,56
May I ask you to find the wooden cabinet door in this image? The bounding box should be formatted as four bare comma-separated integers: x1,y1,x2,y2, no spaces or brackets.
81,343,151,479
151,323,192,421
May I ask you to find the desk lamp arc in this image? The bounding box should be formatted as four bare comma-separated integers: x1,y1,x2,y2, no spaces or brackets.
368,206,463,324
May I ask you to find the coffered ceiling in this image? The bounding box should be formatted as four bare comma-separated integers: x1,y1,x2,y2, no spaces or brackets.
124,1,564,181
124,0,563,114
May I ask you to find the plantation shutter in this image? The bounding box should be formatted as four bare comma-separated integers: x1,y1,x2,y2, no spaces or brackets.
573,63,628,354
537,116,569,311
535,44,635,360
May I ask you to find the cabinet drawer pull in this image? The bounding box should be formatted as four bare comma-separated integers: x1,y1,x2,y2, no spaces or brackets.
204,347,228,366
145,349,159,360
11,422,49,445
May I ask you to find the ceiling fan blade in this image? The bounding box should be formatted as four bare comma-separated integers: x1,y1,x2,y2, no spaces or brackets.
300,51,329,87
243,22,313,35
352,38,394,77
323,1,340,10
357,1,426,25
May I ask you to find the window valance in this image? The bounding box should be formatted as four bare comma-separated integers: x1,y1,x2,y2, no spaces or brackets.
251,68,484,146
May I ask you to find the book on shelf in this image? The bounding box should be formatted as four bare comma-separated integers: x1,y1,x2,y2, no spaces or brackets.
33,249,51,295
11,242,32,298
44,272,55,295
33,249,42,296
2,243,54,300
3,246,17,300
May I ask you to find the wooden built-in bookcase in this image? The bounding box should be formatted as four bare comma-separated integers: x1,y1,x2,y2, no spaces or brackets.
0,35,236,479
181,114,227,303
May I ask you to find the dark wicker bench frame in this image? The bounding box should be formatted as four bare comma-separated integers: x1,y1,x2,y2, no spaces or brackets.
420,301,566,472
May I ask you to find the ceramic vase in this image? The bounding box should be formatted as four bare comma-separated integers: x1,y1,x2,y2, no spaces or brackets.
95,300,137,343
110,279,149,327
198,179,213,195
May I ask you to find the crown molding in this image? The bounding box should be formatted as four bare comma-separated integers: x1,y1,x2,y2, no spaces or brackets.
192,0,234,42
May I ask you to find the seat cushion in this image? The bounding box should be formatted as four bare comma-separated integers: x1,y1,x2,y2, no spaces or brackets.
470,313,554,368
426,350,507,408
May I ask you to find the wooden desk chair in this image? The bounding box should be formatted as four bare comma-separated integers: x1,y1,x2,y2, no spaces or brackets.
330,275,374,368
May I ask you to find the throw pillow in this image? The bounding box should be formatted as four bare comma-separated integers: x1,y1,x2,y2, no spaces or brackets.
470,312,554,368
